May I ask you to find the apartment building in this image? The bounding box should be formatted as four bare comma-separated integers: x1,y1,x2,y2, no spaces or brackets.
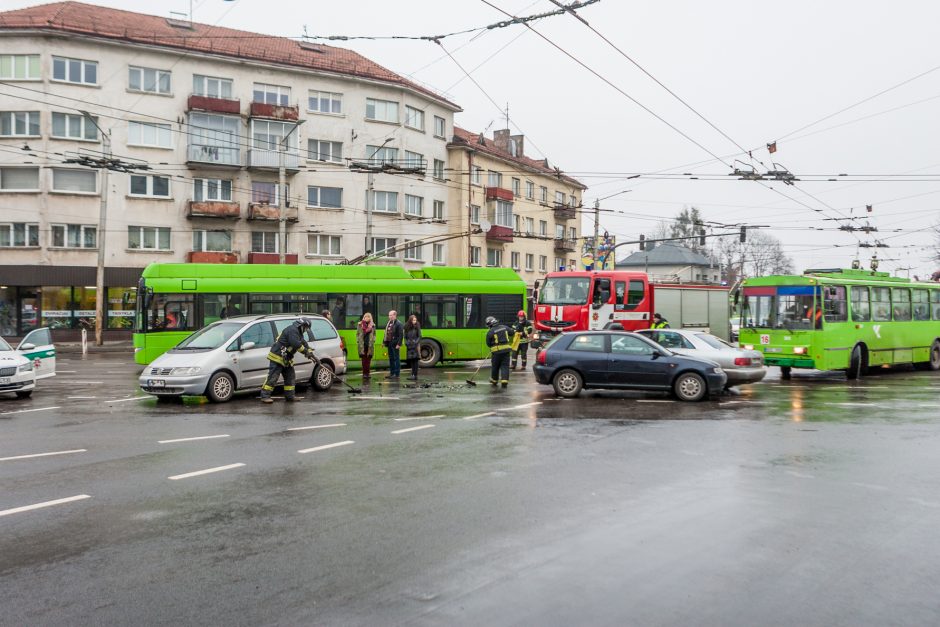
447,128,587,302
0,2,459,337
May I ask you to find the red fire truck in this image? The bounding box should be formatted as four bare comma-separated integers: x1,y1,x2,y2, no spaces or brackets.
531,270,731,346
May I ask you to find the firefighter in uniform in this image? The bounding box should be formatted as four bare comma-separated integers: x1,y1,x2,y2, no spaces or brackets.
261,318,315,403
510,310,534,370
485,316,512,388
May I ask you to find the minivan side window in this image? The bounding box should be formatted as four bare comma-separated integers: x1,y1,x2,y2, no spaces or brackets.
309,318,337,340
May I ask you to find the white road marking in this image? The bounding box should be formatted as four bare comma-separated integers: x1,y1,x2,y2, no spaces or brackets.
391,424,436,434
0,449,86,462
394,415,445,422
298,440,355,454
509,402,542,410
909,497,940,508
831,402,875,407
0,494,91,518
56,370,78,373
68,381,104,384
636,400,675,403
354,396,400,400
104,396,155,403
785,470,815,479
628,437,656,445
158,434,230,444
168,463,245,481
463,411,496,420
67,396,97,399
851,482,888,491
286,423,347,431
0,406,61,416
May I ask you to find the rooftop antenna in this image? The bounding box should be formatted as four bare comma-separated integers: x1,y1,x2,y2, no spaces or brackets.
504,102,510,129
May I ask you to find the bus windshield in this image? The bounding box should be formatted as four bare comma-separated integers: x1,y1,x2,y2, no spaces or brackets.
539,277,590,305
744,288,816,330
173,321,244,350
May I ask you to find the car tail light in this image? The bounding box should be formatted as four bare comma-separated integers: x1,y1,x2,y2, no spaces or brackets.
339,336,346,351
537,350,547,365
733,357,752,366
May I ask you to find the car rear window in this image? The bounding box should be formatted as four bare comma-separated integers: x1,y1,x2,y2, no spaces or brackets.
694,333,730,350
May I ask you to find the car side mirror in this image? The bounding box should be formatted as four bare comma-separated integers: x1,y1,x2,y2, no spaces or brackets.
240,341,256,351
651,349,664,359
19,342,36,351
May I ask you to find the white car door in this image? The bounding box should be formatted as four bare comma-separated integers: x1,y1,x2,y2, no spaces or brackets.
17,327,56,379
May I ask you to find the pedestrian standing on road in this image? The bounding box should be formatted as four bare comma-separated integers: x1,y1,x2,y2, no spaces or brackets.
510,309,534,370
356,312,376,380
383,310,404,379
404,314,422,380
485,316,512,388
261,318,314,403
651,313,670,329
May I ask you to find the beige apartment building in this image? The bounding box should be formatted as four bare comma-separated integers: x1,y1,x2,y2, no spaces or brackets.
447,128,587,303
0,2,459,337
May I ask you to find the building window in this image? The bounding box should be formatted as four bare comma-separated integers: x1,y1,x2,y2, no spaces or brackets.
514,215,521,233
470,246,481,266
433,116,446,138
471,166,482,185
525,217,534,234
525,180,534,199
511,178,521,197
554,257,564,271
52,56,97,85
488,170,502,187
308,139,343,163
403,241,423,261
306,186,343,209
494,200,513,228
525,253,534,271
193,178,233,202
253,83,290,106
373,191,398,213
487,248,503,267
404,105,425,130
569,226,577,240
555,224,565,239
433,200,445,220
0,54,40,80
539,255,547,272
0,167,40,191
252,120,297,151
128,226,171,251
51,224,96,249
555,190,565,205
192,230,232,252
251,181,288,205
470,204,480,224
193,74,233,99
433,159,445,180
0,111,40,137
308,234,342,256
189,113,240,165
539,220,548,237
0,223,39,247
404,150,424,169
129,174,170,198
308,90,342,114
251,231,281,253
570,194,577,207
51,112,98,140
366,144,398,165
128,66,171,94
366,98,399,123
433,243,445,264
511,251,520,270
128,121,172,148
540,186,548,203
51,168,96,194
371,237,398,257
405,194,424,217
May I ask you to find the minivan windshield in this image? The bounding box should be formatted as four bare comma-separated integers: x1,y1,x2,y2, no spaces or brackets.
174,321,244,350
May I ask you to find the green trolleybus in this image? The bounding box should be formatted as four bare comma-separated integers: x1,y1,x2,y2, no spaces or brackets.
738,268,940,379
133,264,526,366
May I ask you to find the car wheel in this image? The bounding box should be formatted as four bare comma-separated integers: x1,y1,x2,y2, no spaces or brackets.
312,362,334,391
205,372,235,403
552,368,583,398
418,339,442,368
15,390,32,399
673,372,707,402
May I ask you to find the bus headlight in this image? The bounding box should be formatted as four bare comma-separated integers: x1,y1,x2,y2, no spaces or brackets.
170,366,202,376
793,346,806,355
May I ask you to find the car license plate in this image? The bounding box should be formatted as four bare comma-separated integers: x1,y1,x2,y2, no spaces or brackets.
0,377,9,384
148,379,166,388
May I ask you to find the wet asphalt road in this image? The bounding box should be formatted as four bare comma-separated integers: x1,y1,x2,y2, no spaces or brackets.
3,354,940,626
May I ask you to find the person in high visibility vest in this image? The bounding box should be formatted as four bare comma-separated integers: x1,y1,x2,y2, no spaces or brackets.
485,316,512,388
510,310,534,370
651,313,670,329
261,318,315,403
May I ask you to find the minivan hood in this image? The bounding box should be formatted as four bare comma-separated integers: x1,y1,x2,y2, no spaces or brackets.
149,349,217,369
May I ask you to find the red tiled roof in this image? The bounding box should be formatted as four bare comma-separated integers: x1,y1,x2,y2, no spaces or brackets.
450,126,586,190
0,1,460,110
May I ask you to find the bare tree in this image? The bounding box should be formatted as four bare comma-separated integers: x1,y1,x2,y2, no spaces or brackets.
710,230,794,281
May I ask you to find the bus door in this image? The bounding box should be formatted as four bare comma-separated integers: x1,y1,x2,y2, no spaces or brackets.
589,277,614,330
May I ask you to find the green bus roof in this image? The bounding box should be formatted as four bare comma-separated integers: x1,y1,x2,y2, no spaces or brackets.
744,268,925,287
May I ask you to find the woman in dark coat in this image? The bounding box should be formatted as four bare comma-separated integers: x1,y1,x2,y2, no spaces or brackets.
403,314,422,380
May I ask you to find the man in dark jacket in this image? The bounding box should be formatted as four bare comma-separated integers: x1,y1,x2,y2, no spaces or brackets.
261,318,314,403
510,310,534,370
486,316,512,388
383,310,404,379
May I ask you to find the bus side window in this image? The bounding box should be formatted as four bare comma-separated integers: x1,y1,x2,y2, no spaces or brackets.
850,286,870,322
871,287,891,322
912,289,929,321
824,286,847,322
932,291,940,321
892,288,911,321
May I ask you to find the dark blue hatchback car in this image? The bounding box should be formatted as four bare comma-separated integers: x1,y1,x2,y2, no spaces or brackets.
533,331,727,401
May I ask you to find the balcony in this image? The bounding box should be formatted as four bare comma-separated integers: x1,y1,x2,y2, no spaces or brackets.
485,186,514,202
553,202,577,221
249,101,299,121
187,94,240,115
554,237,577,253
247,203,298,222
187,251,239,264
187,201,240,219
247,252,298,264
187,144,240,167
248,149,301,171
485,224,514,243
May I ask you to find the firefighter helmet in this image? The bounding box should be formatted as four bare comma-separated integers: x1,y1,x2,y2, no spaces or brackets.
517,310,526,318
485,316,498,327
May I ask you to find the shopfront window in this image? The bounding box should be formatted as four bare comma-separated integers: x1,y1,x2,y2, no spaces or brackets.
108,287,137,329
41,286,72,329
0,287,15,335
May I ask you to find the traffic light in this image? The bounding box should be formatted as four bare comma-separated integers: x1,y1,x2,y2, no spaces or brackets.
739,226,747,243
639,234,645,251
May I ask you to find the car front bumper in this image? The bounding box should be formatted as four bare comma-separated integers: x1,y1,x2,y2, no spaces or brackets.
0,373,36,393
139,373,211,396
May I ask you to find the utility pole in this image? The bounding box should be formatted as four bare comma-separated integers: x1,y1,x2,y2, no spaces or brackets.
364,171,374,255
278,120,304,264
95,130,110,346
592,198,600,269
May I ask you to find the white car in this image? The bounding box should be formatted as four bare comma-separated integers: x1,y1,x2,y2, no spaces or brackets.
0,327,57,399
636,328,766,387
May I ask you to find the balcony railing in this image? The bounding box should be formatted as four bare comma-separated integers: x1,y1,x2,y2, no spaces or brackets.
247,203,298,222
554,237,577,253
248,149,301,171
553,202,577,221
187,201,240,219
485,224,514,243
188,250,239,264
187,94,240,114
249,101,299,121
485,186,514,202
247,252,298,264
187,144,240,167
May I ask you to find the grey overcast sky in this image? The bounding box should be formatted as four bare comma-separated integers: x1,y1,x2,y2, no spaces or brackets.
10,0,940,276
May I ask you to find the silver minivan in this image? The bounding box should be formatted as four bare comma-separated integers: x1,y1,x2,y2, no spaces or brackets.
139,314,347,402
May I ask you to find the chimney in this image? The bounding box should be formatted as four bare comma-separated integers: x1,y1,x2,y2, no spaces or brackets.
509,134,524,157
493,129,511,153
493,129,525,157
